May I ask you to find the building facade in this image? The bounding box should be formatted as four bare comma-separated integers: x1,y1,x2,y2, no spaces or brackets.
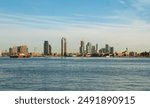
18,45,28,55
91,46,96,54
105,44,110,54
61,37,67,56
110,47,114,54
96,44,98,53
79,41,85,55
9,46,17,56
0,50,2,56
99,48,105,54
44,41,52,55
86,42,92,54
9,45,29,57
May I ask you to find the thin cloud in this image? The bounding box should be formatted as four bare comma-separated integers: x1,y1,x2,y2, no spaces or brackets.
0,12,150,32
129,0,150,11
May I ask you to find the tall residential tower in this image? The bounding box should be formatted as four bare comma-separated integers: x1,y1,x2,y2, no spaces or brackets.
0,50,2,56
86,42,92,54
61,37,67,56
79,40,85,55
44,41,52,55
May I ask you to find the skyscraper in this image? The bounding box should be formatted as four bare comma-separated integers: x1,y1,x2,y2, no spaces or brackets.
110,47,114,54
44,41,52,55
44,41,49,55
0,50,2,56
49,44,52,55
61,38,64,56
79,41,85,55
64,38,67,56
61,37,67,56
86,42,92,54
105,44,110,54
9,46,17,56
91,46,96,54
96,43,98,53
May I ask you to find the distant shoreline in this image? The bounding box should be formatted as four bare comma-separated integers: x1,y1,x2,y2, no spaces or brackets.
0,56,150,59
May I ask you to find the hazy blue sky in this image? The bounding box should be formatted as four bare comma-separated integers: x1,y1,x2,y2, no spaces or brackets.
0,0,150,53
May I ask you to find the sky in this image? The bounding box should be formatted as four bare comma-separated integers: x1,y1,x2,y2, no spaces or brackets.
0,0,150,53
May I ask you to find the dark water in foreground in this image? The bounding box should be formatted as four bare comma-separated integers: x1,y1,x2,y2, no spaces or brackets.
0,57,150,91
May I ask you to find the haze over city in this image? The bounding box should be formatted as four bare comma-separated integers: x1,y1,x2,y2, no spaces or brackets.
0,0,150,53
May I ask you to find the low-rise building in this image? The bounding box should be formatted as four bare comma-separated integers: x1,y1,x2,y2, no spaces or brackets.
30,52,42,57
9,45,29,58
129,52,138,57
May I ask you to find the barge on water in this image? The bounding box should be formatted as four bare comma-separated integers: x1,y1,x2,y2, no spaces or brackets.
10,55,30,58
10,54,31,58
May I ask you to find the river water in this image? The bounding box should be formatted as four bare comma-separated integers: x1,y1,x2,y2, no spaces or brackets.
0,57,150,91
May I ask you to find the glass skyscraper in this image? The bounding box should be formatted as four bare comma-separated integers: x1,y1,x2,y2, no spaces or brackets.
44,41,52,55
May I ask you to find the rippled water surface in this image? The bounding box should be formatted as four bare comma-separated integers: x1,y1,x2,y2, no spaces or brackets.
0,57,150,91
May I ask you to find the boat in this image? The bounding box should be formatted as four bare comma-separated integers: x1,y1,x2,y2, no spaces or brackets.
10,53,31,58
10,55,19,58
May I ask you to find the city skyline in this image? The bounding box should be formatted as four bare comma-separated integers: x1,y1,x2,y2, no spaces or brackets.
3,39,150,58
0,0,150,53
4,38,150,54
0,37,150,54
